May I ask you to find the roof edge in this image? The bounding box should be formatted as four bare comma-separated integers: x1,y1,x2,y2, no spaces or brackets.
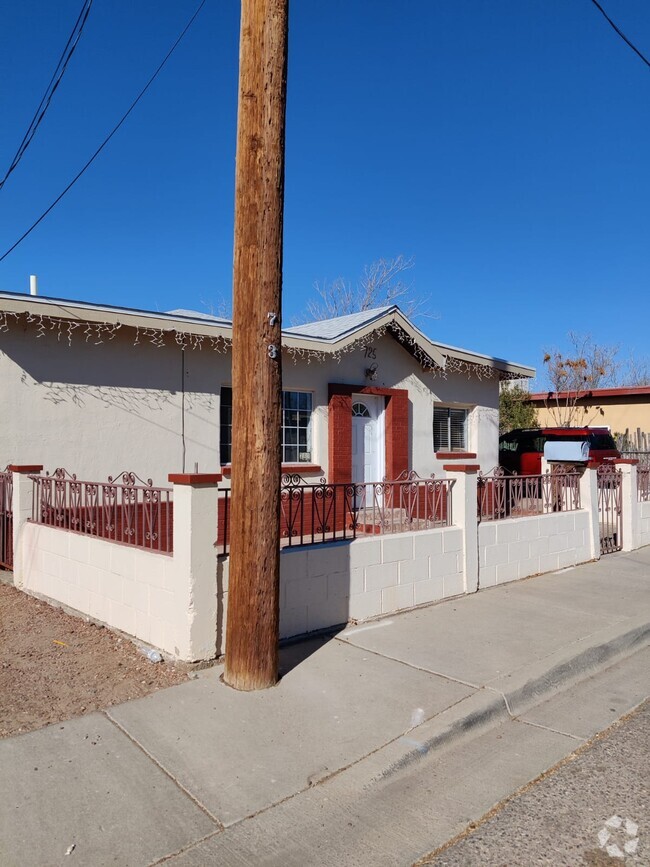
530,386,650,401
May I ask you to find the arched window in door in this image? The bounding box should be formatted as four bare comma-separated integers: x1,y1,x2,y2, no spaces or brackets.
352,402,371,418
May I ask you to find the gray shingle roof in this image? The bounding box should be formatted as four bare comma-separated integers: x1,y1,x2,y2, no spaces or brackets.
166,308,231,326
283,306,395,341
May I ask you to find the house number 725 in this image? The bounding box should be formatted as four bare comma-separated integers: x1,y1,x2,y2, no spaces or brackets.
364,346,377,359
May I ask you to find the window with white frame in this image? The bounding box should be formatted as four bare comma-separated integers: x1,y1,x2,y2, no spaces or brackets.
433,406,467,452
220,386,232,465
282,390,312,463
220,387,313,464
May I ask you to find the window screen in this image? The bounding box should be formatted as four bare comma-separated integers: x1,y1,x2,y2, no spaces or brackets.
434,407,467,452
282,391,312,463
220,387,232,465
220,388,313,464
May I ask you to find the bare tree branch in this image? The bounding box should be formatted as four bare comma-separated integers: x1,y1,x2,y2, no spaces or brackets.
542,333,619,427
301,255,436,323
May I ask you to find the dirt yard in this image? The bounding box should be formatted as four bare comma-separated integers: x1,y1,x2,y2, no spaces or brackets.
0,582,188,738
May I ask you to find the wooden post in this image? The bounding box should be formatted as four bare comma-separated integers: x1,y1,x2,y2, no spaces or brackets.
224,0,288,690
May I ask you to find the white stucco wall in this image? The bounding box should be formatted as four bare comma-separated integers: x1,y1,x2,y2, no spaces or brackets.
0,322,500,485
283,333,500,479
0,324,228,486
478,510,593,587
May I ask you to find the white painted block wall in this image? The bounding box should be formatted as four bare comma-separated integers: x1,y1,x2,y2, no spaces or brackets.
18,523,217,661
218,526,466,645
478,510,593,588
281,527,465,631
638,501,650,549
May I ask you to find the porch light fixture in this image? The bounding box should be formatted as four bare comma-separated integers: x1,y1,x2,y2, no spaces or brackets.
365,362,378,381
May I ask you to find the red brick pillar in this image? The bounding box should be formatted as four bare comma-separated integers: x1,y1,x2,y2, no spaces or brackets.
385,391,408,480
328,391,352,483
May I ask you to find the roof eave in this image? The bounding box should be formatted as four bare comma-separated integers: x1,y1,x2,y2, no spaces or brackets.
0,292,234,340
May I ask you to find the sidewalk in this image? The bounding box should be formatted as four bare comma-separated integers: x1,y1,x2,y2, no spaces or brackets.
1,548,649,867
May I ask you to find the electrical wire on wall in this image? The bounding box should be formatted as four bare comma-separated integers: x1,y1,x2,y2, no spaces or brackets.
181,348,187,473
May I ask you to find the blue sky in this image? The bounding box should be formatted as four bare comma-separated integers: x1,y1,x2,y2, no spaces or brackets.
0,0,648,379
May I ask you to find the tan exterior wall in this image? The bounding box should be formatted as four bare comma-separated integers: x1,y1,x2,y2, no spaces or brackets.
534,399,650,437
0,323,499,484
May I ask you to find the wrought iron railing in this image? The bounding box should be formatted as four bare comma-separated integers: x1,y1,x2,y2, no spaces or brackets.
0,469,13,570
217,470,453,554
477,467,581,522
30,469,173,554
638,466,650,502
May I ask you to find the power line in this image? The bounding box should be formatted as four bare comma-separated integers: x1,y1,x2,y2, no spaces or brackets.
0,0,94,191
0,0,207,264
589,0,650,70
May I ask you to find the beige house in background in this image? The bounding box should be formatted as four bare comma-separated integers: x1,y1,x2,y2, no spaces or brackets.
529,386,650,446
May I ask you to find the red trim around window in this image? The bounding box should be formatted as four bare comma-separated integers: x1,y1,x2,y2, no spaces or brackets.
435,451,477,460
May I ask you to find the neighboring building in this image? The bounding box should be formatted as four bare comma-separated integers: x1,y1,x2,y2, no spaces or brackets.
0,292,533,485
529,387,650,445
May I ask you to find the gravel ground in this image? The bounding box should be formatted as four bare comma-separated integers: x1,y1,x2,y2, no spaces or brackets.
0,582,188,737
418,700,650,866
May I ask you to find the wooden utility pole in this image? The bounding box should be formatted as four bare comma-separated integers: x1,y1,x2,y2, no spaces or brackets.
224,0,288,690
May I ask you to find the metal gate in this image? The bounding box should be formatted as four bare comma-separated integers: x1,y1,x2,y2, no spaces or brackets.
597,464,622,555
0,471,13,570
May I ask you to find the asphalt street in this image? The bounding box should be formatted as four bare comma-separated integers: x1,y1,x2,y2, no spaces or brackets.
420,699,650,866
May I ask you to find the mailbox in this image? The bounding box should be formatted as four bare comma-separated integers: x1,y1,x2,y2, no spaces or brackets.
543,440,589,463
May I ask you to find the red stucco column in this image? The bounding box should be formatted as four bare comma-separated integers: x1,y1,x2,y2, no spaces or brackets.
328,391,352,484
385,391,409,479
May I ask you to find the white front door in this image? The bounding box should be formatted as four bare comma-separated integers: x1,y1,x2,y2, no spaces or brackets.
351,395,385,504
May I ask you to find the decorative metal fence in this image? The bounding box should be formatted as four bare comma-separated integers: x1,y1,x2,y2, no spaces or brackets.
477,467,581,522
637,466,650,502
30,469,173,554
217,470,453,554
597,464,623,554
0,470,13,570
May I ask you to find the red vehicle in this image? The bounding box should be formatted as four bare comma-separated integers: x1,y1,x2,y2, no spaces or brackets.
499,427,620,475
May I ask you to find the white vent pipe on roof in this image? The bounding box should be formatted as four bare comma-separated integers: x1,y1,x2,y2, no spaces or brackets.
29,275,38,296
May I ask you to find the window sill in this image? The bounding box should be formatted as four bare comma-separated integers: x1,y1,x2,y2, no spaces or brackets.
435,451,477,460
220,464,324,478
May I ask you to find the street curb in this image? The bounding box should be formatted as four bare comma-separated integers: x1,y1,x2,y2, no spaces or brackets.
368,690,510,785
496,616,650,718
366,617,649,787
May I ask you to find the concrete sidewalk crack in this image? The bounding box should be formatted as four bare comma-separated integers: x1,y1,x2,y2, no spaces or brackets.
222,691,485,833
485,686,514,717
334,636,482,690
147,829,223,866
515,717,584,741
104,710,225,831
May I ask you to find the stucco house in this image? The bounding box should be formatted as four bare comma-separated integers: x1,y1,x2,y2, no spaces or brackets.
0,291,533,485
529,386,650,451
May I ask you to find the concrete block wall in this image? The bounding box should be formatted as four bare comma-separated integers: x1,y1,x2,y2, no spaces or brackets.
19,524,191,657
284,527,464,628
638,501,650,549
478,510,593,588
217,527,465,643
11,462,650,666
14,472,221,663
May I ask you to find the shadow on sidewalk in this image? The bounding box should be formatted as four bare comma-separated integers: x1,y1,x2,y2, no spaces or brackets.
278,627,344,678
